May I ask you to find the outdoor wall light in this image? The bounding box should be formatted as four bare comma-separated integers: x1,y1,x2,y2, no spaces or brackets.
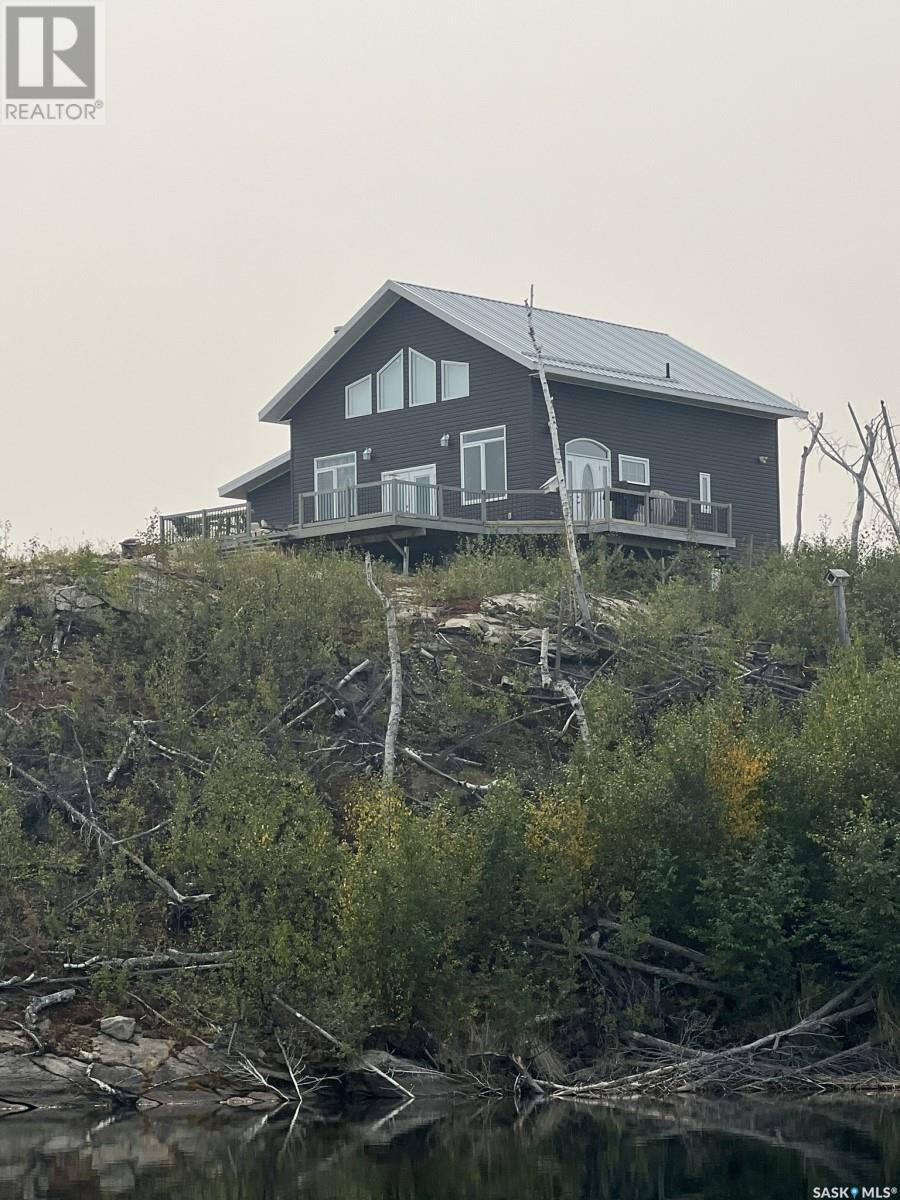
362,447,373,461
758,455,769,464
440,433,451,448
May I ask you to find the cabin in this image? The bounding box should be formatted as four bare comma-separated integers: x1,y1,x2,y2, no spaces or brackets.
161,281,802,557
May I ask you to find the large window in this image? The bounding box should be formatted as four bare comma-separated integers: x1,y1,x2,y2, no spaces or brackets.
618,454,650,486
314,451,357,521
377,351,403,412
441,360,469,401
461,426,507,502
345,375,372,419
409,349,436,406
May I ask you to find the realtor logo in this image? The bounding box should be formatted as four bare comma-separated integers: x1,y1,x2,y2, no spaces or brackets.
3,3,105,124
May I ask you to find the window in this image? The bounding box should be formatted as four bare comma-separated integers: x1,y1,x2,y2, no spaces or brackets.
618,454,650,486
376,351,403,412
461,426,507,502
699,472,712,514
441,360,469,401
345,375,372,419
409,349,436,406
314,452,357,521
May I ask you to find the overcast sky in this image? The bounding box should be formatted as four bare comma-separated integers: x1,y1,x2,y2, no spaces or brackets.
2,0,898,548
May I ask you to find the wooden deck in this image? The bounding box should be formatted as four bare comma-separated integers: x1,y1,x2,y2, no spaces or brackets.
160,484,734,551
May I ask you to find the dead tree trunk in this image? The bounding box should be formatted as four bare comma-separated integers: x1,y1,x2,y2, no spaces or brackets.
365,553,402,785
539,627,590,745
793,412,823,553
849,421,877,559
525,287,593,635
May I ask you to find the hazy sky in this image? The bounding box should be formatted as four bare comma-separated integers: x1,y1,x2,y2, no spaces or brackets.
2,0,898,548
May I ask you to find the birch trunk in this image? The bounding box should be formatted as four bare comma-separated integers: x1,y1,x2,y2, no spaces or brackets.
793,412,823,554
365,553,403,784
849,423,877,560
526,288,593,634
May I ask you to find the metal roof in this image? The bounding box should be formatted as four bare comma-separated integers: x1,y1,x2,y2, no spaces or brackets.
260,280,803,423
218,450,290,500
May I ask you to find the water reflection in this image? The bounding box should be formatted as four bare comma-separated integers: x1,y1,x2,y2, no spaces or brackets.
0,1095,897,1199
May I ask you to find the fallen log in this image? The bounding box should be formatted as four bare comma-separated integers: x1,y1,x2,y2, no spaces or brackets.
592,919,709,965
272,994,415,1101
24,988,75,1031
1,951,233,991
2,757,212,909
538,974,876,1098
530,938,725,993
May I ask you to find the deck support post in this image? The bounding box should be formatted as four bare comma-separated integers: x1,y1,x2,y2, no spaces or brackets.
201,509,209,539
480,493,487,525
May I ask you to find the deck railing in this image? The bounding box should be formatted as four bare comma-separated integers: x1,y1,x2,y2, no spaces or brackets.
158,486,732,545
159,504,250,545
298,482,732,538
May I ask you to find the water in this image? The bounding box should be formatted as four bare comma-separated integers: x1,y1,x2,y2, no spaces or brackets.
0,1096,898,1199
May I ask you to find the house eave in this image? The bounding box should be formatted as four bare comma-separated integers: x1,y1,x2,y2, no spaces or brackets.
218,451,291,500
259,277,804,424
258,280,535,425
540,368,806,419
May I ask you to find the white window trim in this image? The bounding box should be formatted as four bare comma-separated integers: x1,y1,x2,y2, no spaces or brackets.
380,463,437,484
699,472,712,514
376,351,404,413
460,424,507,504
312,451,357,521
441,359,469,402
618,454,651,486
409,348,437,407
344,374,372,419
314,450,357,482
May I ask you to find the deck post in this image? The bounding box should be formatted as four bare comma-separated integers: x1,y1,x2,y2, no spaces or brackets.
480,493,487,525
201,509,209,539
687,501,694,535
245,502,252,536
158,515,165,546
436,486,443,519
345,487,353,521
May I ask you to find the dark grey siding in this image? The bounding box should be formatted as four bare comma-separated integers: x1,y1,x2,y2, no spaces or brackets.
287,299,533,519
537,378,781,549
248,472,292,527
283,296,782,550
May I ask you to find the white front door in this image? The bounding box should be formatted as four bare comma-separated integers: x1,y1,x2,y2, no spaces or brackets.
566,441,611,521
381,465,437,516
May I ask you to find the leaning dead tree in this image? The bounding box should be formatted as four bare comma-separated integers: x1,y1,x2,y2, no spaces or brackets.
3,757,212,909
793,411,823,553
525,287,593,635
365,553,403,784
